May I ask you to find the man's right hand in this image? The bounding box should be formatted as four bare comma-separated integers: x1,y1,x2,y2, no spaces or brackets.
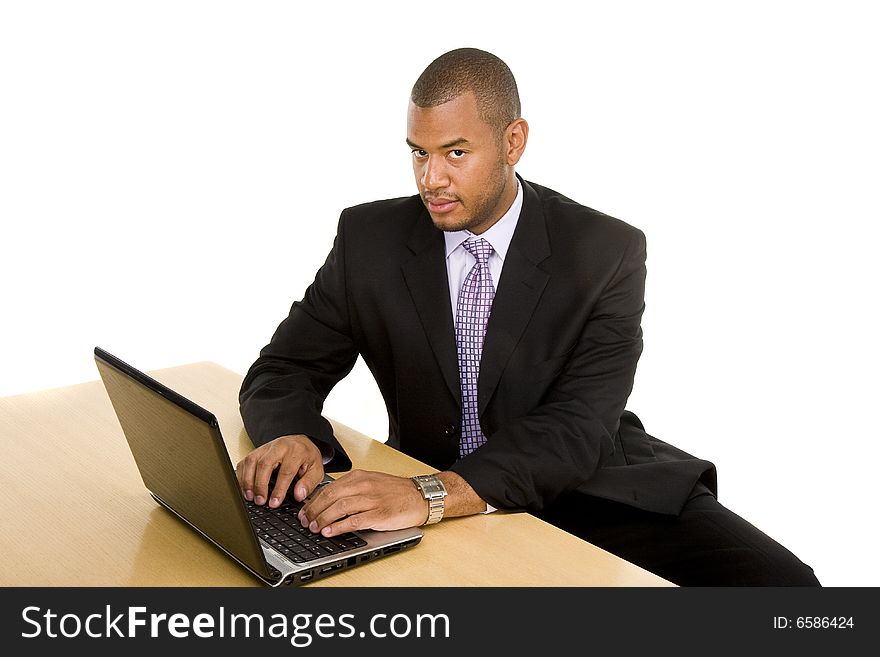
235,434,325,508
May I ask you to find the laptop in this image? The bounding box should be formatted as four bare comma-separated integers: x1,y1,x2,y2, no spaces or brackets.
94,347,423,586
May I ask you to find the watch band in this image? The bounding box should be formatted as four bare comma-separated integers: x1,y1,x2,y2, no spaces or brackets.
411,474,447,525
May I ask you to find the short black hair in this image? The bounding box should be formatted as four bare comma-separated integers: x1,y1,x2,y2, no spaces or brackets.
410,48,521,133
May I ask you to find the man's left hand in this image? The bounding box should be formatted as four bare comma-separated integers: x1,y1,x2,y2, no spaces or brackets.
298,470,427,536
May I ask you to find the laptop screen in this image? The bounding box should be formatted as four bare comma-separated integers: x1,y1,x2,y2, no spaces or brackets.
95,349,269,578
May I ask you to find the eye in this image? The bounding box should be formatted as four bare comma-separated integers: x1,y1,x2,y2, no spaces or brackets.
449,149,466,159
412,149,428,159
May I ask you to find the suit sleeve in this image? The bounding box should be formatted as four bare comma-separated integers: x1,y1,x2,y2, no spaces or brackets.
238,211,357,473
450,228,647,511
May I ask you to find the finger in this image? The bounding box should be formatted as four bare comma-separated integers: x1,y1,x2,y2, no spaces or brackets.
298,470,375,528
292,461,326,502
308,496,372,535
268,463,299,508
317,510,381,538
298,481,328,524
235,455,257,501
253,456,280,505
299,479,346,526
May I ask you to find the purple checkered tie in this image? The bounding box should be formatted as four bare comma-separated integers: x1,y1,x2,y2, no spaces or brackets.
456,238,495,457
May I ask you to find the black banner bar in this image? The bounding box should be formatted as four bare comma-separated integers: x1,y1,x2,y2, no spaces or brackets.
3,587,875,654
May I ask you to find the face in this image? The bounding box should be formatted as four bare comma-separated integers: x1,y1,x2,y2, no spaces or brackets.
406,91,527,234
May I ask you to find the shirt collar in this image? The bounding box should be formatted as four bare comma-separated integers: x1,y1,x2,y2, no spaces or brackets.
443,178,523,261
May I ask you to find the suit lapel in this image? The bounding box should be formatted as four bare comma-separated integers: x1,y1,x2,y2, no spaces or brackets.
478,179,551,416
401,210,461,405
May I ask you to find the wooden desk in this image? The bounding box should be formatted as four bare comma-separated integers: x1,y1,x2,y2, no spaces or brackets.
0,362,673,587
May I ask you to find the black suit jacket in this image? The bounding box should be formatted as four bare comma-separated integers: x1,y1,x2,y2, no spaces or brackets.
240,178,716,516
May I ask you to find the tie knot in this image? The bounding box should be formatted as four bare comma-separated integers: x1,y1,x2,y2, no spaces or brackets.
463,238,494,266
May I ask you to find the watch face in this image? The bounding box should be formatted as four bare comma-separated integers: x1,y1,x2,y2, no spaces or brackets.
414,475,446,499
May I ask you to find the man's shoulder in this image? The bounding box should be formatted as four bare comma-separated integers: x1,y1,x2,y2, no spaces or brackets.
340,193,424,227
525,179,644,242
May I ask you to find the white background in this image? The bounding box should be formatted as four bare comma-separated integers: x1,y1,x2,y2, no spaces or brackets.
2,1,878,586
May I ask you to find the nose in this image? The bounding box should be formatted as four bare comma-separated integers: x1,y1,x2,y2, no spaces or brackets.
419,155,450,191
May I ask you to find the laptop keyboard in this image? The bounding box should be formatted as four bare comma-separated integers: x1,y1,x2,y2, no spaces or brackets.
247,499,368,564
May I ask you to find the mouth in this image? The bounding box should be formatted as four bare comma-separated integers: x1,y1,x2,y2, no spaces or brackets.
425,197,459,214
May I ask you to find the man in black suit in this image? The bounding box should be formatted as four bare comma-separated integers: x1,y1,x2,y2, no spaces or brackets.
236,48,819,586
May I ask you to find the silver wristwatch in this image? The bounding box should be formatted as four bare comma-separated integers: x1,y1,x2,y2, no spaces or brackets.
411,474,447,525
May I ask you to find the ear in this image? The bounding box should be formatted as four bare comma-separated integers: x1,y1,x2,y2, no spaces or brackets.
504,118,529,166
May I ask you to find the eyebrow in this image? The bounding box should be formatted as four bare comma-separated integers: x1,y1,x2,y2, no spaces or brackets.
406,137,472,150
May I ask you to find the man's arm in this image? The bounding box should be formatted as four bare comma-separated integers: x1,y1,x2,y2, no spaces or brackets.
450,227,647,511
238,213,358,502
